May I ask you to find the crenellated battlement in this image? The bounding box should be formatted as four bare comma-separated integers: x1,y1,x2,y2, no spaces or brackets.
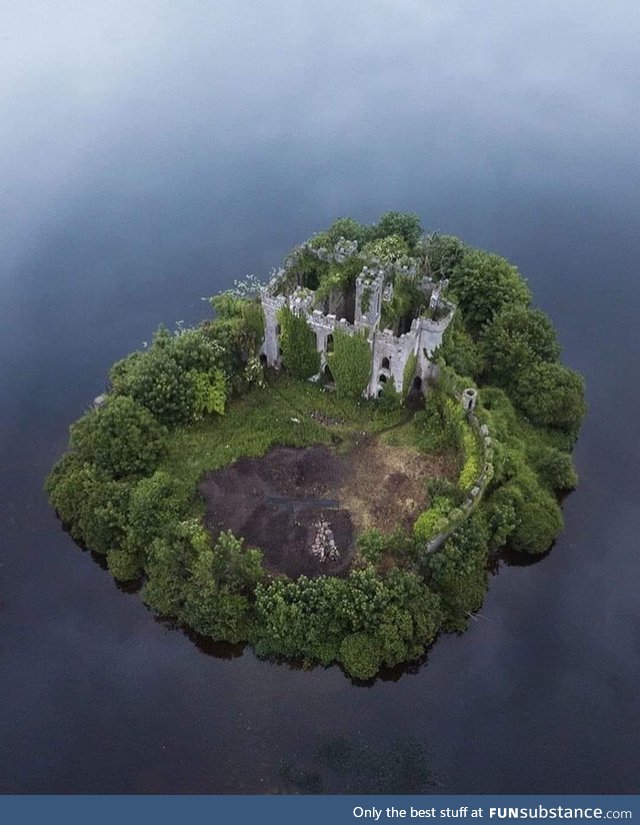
259,241,455,398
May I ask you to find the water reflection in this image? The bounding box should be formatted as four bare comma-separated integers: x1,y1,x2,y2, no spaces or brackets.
277,735,442,795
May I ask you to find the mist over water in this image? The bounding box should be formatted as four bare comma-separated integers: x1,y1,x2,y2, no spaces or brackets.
1,1,639,793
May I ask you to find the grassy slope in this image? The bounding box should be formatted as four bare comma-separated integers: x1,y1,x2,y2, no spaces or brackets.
159,374,408,502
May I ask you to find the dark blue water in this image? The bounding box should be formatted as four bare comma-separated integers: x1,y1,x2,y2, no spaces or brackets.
1,2,639,793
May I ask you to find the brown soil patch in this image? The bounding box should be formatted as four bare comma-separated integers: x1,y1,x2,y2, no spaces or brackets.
198,437,456,579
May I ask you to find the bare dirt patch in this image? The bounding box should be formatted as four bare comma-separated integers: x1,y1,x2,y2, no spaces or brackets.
198,437,456,579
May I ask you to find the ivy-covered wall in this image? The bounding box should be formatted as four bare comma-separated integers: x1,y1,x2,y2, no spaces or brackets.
328,329,372,398
278,305,320,379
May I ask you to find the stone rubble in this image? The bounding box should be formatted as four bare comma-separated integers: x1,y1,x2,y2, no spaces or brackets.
309,516,340,562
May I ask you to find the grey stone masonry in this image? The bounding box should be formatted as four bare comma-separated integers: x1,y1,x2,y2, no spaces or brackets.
259,239,455,399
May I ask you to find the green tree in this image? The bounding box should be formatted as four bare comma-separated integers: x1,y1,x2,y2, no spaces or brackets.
127,471,189,548
324,217,370,246
480,306,560,387
46,456,132,552
278,305,321,379
450,250,531,336
142,519,206,618
70,396,167,478
439,311,483,379
210,530,264,593
339,633,383,680
426,514,489,631
424,233,468,281
182,545,253,643
513,361,586,435
527,443,578,491
127,346,197,425
371,211,422,248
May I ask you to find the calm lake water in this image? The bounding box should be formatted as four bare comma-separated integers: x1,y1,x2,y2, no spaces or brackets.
1,1,639,793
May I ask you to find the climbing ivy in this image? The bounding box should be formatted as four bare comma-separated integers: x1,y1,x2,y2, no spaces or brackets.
278,305,320,379
328,329,372,398
402,352,418,397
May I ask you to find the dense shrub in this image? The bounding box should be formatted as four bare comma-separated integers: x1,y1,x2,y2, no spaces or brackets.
480,306,560,388
528,443,578,491
426,514,490,631
513,361,586,436
191,369,227,418
127,471,189,550
363,234,409,263
439,311,483,379
370,211,422,249
459,426,481,491
380,273,426,335
508,473,564,555
449,250,531,335
339,633,384,680
70,396,167,478
46,456,132,552
252,567,442,679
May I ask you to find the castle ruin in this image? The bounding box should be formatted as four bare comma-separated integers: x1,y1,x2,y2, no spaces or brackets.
259,237,455,399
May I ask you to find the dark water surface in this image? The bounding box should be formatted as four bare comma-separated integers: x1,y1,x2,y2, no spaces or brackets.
1,2,639,793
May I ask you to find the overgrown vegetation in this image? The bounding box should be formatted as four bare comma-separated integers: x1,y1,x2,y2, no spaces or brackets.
328,329,372,399
46,214,585,680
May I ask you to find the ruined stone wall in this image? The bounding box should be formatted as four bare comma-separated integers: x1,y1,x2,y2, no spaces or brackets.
424,411,494,554
259,270,455,399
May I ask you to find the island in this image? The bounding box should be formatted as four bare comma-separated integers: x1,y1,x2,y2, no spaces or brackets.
46,212,586,680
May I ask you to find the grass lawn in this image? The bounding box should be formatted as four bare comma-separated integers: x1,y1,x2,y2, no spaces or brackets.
159,374,409,497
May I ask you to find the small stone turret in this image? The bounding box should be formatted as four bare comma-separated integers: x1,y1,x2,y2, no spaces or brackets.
462,387,478,413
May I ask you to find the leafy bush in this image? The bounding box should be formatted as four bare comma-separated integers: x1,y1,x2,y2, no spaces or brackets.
182,543,254,643
459,426,481,491
70,396,167,478
484,485,519,548
370,211,422,249
378,376,402,411
363,234,409,263
380,273,426,335
527,443,578,491
278,305,320,379
210,530,264,593
127,471,189,550
508,473,564,554
324,217,370,246
126,346,197,425
339,633,383,680
191,369,227,418
328,329,371,398
426,514,489,631
480,306,560,388
413,496,452,542
439,311,483,379
46,456,133,552
513,361,586,436
142,519,205,618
